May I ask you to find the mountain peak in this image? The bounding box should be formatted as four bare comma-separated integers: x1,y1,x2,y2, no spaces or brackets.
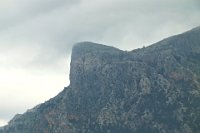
3,27,200,133
70,41,123,87
72,42,121,57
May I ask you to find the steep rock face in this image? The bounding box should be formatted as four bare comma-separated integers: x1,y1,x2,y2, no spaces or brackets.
3,27,200,133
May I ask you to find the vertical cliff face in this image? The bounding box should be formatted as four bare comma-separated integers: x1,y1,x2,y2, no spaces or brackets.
3,27,200,133
70,42,123,87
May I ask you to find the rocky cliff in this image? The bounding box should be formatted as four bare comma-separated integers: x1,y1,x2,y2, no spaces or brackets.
3,27,200,133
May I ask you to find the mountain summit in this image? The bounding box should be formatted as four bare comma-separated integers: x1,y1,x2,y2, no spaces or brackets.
2,27,200,133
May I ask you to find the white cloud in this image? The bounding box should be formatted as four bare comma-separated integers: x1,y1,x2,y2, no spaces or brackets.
0,66,69,122
0,119,7,127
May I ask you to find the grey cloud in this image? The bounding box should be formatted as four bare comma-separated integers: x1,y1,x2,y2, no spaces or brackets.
1,0,200,68
0,0,80,31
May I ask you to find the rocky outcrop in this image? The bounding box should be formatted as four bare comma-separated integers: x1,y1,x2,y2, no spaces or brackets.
3,27,200,133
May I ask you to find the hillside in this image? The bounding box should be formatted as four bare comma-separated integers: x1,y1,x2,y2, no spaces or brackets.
3,27,200,133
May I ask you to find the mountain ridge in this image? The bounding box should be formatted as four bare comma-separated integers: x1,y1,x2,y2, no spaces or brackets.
2,27,200,133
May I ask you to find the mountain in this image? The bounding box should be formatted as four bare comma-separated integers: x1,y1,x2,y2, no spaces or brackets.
3,27,200,133
0,127,3,133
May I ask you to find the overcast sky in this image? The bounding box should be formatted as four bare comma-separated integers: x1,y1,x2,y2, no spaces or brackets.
0,0,200,126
